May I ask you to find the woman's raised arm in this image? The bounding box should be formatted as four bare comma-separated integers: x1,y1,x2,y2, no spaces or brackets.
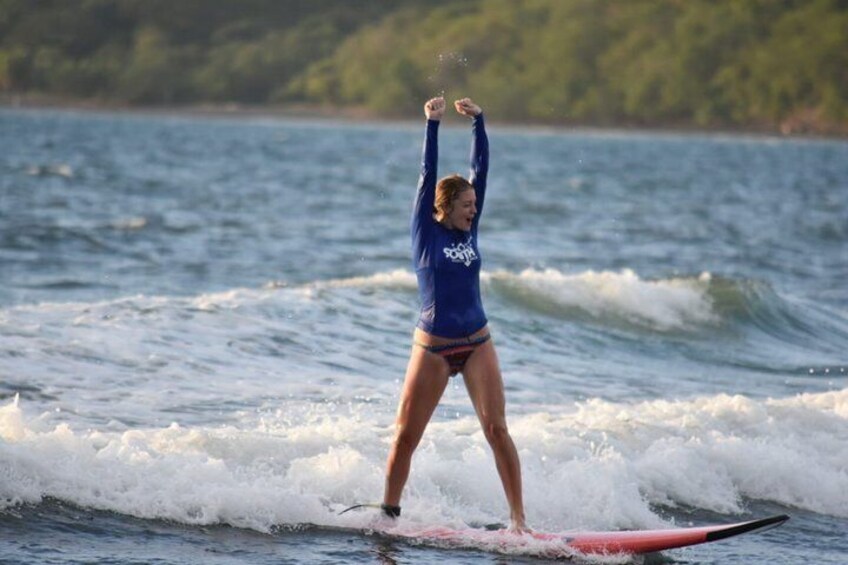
455,98,488,228
411,97,445,257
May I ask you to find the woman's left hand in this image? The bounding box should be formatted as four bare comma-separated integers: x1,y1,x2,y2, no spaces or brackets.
454,98,482,117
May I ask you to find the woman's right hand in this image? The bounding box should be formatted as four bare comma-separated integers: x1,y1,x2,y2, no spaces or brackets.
424,97,446,121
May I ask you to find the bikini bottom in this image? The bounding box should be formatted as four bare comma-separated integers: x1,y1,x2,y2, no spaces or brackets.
415,333,491,376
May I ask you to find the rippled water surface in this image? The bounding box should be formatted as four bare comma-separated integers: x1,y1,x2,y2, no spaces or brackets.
1,108,847,564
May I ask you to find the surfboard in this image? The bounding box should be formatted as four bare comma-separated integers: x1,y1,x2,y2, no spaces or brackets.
374,514,789,557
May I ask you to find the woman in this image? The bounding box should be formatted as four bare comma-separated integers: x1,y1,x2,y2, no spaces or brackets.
382,96,527,532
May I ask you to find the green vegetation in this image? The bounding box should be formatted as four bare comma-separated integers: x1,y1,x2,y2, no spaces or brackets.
1,0,846,133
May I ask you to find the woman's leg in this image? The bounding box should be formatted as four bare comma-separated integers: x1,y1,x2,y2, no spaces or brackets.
383,346,451,507
462,340,527,530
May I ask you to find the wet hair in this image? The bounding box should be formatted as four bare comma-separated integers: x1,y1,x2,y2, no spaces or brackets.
434,174,474,222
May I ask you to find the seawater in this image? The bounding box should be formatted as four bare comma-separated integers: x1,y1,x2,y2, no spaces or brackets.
1,108,847,564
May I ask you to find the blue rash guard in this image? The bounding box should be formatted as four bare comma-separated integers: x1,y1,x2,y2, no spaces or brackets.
411,115,489,338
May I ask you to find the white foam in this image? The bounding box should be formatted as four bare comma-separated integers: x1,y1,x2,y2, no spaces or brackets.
313,269,417,290
199,267,715,334
2,388,845,537
488,268,717,330
26,164,74,178
0,267,706,325
109,217,148,231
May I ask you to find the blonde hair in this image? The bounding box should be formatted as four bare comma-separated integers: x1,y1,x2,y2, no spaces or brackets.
434,174,474,222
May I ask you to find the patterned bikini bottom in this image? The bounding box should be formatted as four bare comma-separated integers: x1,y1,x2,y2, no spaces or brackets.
415,333,491,376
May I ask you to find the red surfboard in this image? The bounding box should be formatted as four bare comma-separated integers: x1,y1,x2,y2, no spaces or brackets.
384,515,789,557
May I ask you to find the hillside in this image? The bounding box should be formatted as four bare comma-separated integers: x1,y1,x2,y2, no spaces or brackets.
1,0,846,133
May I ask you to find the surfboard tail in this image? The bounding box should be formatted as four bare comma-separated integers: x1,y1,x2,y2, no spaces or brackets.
566,515,790,555
704,514,789,542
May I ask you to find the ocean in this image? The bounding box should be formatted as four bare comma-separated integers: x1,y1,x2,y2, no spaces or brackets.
1,107,846,564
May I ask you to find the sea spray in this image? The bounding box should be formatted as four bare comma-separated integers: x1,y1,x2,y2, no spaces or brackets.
3,389,845,535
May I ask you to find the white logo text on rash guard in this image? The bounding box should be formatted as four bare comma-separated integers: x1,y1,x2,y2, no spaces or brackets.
443,237,478,266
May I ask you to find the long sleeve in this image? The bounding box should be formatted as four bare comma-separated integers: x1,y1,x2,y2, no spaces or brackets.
411,119,439,266
469,114,489,229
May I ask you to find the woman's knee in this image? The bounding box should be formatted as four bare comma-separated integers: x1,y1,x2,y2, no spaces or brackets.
482,419,510,446
393,425,422,456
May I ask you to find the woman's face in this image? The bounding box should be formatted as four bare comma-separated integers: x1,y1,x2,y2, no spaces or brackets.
446,189,477,232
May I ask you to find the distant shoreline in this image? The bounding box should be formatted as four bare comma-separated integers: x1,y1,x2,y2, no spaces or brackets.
3,93,846,140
